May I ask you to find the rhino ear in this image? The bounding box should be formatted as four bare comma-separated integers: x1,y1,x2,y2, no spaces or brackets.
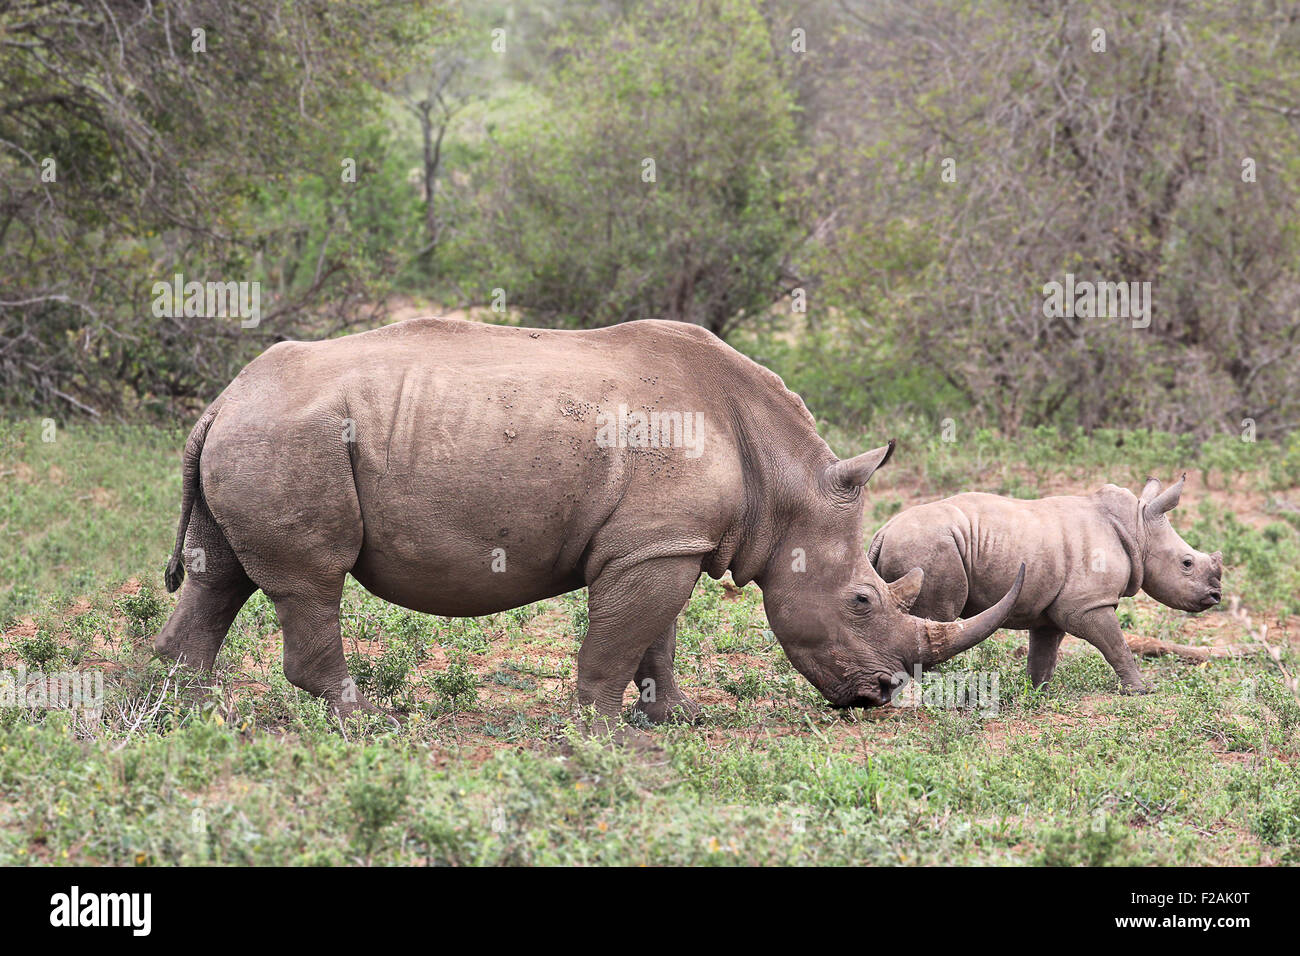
1144,473,1185,518
826,440,895,491
887,567,924,613
1138,477,1163,505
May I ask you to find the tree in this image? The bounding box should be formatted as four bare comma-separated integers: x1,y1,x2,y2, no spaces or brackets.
397,38,474,257
813,0,1300,438
0,0,443,414
446,0,809,337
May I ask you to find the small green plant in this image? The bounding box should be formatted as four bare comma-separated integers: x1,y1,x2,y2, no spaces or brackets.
66,610,112,663
429,655,480,713
721,668,769,701
503,603,542,626
1250,786,1300,847
568,594,589,641
489,669,536,690
348,643,424,710
15,627,61,669
117,584,165,639
436,618,493,655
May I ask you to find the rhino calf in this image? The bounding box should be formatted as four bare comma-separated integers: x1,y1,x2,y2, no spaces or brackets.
870,477,1223,693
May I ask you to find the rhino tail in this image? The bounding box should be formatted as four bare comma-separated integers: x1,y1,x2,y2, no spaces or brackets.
868,528,885,569
165,406,218,593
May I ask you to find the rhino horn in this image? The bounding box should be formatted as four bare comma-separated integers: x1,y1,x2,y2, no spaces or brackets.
1144,473,1186,517
1139,476,1163,504
921,563,1025,667
887,567,924,612
825,440,895,490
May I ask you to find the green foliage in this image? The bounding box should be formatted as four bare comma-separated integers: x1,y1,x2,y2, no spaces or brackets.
348,642,425,710
345,752,413,857
13,628,60,670
1250,771,1300,848
1035,818,1131,867
0,420,182,622
737,322,969,430
0,1,444,414
429,655,480,712
436,618,493,656
1,567,1298,864
810,0,1300,439
1185,504,1300,616
443,0,804,335
720,667,770,701
66,610,112,663
117,585,165,640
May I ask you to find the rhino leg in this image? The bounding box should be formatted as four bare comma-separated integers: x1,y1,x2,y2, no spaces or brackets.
577,555,703,727
199,419,372,716
1026,625,1065,688
154,495,255,670
633,620,702,725
1071,608,1152,694
271,581,379,717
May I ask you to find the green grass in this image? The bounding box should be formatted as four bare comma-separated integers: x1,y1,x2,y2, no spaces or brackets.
1,418,1298,865
0,418,183,624
0,613,1295,865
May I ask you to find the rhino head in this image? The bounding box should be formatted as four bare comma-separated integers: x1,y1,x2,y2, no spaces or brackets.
1136,475,1223,611
758,441,1024,708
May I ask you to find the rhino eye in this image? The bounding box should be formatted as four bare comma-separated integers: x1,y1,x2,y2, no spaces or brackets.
1181,558,1194,570
854,593,872,606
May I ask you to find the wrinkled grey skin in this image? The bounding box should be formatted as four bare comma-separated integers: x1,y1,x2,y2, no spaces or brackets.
154,318,1023,721
870,477,1223,693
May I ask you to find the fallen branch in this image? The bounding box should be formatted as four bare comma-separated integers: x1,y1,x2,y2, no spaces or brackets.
1122,634,1247,662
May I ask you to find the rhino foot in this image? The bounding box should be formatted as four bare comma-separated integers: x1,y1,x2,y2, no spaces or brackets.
1119,680,1154,696
634,692,703,725
332,696,402,730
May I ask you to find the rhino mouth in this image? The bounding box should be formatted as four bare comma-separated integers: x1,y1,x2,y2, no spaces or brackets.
828,674,901,709
1201,589,1222,608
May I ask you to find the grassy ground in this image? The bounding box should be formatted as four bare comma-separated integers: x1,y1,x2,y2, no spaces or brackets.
1,417,1299,865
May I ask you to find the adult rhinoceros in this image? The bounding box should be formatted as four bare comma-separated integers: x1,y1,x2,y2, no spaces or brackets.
155,318,1022,721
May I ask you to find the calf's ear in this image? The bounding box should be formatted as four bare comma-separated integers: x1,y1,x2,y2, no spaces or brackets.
1138,477,1162,504
1143,473,1186,518
825,440,895,491
887,567,924,612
